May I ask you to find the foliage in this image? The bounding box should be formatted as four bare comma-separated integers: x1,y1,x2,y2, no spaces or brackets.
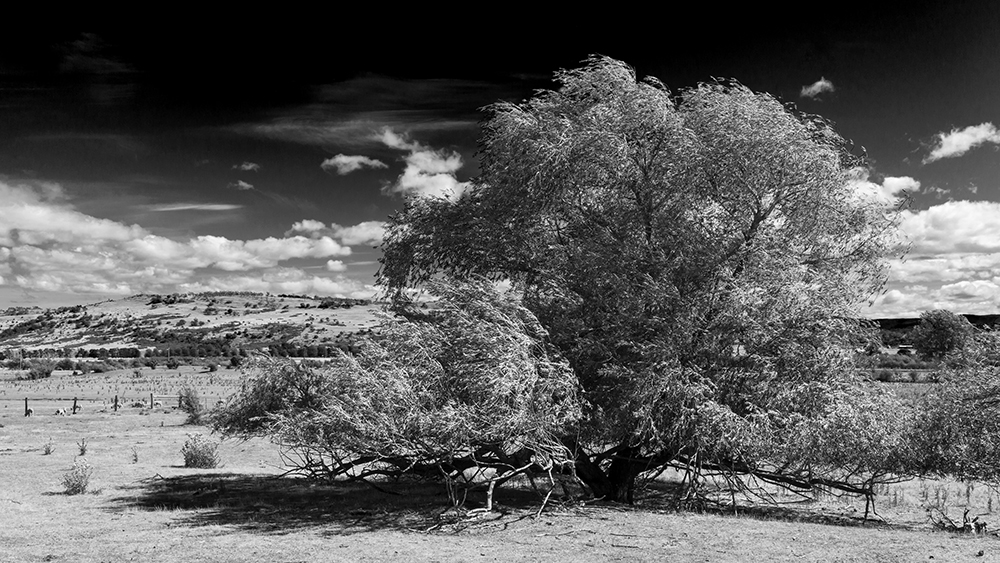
214,279,579,496
24,360,55,380
165,358,180,370
178,386,206,425
906,329,1000,483
181,433,220,468
43,438,54,455
63,458,93,495
911,310,974,360
378,56,906,503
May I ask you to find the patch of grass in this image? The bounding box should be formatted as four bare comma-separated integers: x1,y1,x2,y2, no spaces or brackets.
182,433,220,469
63,458,93,495
43,437,54,455
77,437,88,456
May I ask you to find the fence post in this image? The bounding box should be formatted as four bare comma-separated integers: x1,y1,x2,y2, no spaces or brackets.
150,393,153,409
24,397,28,417
114,395,119,412
72,397,79,415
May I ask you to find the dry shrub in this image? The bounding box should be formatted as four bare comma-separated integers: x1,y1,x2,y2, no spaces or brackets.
63,458,93,495
181,433,220,468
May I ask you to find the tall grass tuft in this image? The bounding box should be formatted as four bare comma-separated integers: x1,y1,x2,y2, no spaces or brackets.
178,386,206,425
63,458,93,495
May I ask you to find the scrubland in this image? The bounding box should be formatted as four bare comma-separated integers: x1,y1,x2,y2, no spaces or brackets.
0,368,996,563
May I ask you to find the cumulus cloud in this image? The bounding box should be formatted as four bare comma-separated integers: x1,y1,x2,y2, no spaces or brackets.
288,219,326,234
869,199,1000,317
285,219,386,245
232,161,261,172
326,260,347,272
900,200,1000,255
331,221,386,245
378,129,469,201
847,170,916,205
800,77,835,99
228,180,255,190
924,122,1000,163
321,154,387,175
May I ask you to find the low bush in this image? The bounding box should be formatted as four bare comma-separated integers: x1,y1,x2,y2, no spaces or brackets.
181,433,220,468
25,361,55,380
63,458,93,495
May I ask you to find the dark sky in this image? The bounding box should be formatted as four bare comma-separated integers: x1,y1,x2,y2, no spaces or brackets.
1,9,999,315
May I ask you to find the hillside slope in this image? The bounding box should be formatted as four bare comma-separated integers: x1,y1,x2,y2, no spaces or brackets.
0,292,383,354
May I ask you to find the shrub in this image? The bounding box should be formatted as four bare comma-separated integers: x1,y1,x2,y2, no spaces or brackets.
63,458,93,495
77,438,88,456
181,433,220,468
178,386,206,424
165,358,180,370
25,361,55,380
43,438,54,455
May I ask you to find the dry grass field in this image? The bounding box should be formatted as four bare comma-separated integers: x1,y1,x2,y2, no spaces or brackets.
2,369,998,562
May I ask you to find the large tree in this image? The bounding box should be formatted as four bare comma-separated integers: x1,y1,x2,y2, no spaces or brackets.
379,57,908,505
910,309,975,360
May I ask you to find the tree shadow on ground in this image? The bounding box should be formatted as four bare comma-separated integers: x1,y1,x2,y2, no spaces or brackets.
636,480,923,531
108,473,553,536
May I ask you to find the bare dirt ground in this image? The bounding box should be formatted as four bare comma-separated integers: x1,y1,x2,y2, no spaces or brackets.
1,369,997,562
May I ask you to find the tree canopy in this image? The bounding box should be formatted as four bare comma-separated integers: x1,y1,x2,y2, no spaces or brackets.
910,309,975,360
378,56,907,503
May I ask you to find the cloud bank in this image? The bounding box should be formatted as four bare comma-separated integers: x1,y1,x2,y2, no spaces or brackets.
872,200,1000,317
0,180,377,300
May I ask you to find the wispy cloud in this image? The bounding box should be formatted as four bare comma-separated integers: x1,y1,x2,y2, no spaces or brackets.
147,203,243,212
800,77,835,99
321,154,387,175
232,161,261,172
924,122,1000,163
378,129,468,201
228,180,254,191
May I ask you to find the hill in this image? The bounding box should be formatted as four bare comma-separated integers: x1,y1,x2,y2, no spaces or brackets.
0,292,384,358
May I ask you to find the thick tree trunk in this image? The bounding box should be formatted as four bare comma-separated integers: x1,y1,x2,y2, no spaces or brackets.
606,446,643,504
568,440,645,504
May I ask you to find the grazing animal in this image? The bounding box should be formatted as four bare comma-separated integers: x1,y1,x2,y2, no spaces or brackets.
54,408,67,416
24,408,33,417
153,401,163,408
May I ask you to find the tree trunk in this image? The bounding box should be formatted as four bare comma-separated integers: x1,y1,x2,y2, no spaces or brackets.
606,446,643,504
568,440,645,504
